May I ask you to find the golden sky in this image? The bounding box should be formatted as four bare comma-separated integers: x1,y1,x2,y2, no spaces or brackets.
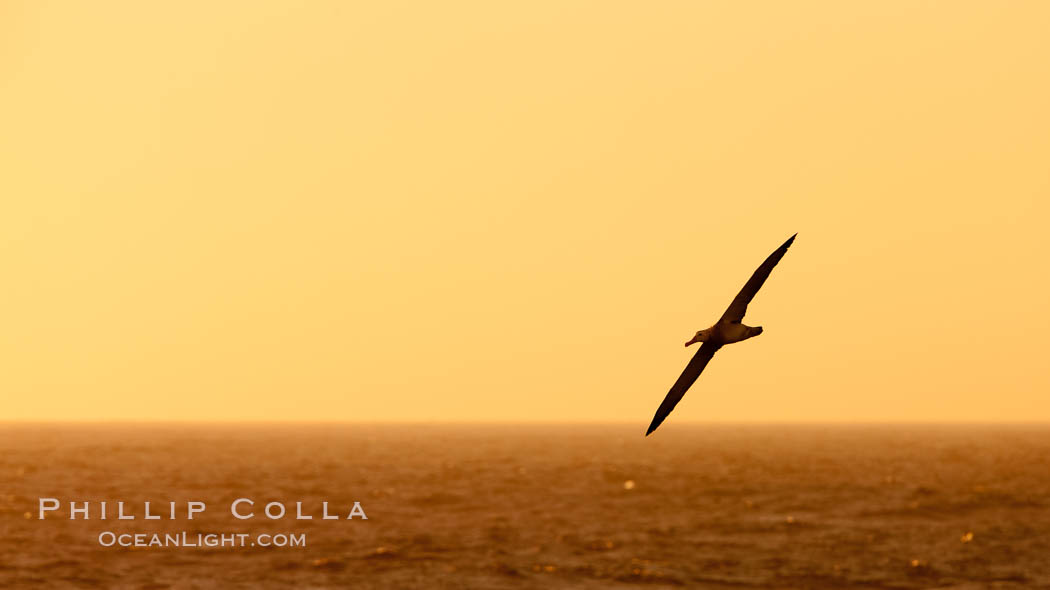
2,2,1048,422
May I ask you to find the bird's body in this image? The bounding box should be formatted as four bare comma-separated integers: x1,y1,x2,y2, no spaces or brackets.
690,321,763,346
646,234,796,436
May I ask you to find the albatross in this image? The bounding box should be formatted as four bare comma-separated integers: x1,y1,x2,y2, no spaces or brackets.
646,234,796,436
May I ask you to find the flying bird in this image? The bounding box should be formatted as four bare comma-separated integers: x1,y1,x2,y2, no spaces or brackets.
646,234,797,436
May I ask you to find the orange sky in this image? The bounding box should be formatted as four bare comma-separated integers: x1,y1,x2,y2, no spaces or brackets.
2,2,1048,422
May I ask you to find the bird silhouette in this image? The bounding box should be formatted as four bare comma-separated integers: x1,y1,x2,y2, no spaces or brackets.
646,234,796,436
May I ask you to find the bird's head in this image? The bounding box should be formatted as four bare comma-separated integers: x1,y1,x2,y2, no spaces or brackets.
685,330,708,347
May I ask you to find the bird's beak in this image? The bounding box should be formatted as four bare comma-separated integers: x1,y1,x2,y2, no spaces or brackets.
684,335,700,347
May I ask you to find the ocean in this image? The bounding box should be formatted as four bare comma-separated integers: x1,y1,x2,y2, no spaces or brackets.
2,423,1048,588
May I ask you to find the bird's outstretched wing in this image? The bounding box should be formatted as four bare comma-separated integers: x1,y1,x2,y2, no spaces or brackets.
646,341,722,436
720,233,796,324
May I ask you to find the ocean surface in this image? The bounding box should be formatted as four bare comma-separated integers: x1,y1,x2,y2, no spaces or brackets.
2,423,1049,589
